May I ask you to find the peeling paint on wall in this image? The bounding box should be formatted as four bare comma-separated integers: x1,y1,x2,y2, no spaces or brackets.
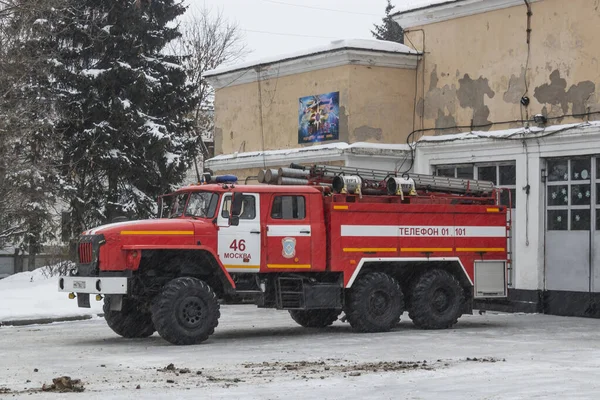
435,110,458,135
421,65,458,122
503,67,527,104
534,70,568,112
353,125,383,141
457,74,495,129
567,81,596,115
534,70,597,116
338,105,349,143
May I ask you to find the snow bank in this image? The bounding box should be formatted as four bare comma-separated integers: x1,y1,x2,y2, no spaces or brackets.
0,267,103,323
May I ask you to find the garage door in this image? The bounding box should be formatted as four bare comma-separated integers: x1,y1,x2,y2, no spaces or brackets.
545,156,598,292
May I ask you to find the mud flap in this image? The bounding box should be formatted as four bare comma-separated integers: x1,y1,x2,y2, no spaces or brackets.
77,293,90,308
107,294,123,311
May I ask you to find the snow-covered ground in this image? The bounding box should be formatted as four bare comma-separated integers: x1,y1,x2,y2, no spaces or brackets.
0,268,102,323
1,306,600,399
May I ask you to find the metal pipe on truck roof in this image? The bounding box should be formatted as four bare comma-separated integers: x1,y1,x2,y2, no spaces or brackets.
278,167,310,179
277,176,309,185
257,170,267,184
264,169,279,184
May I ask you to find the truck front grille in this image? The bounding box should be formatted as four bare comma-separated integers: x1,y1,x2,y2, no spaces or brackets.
79,242,93,264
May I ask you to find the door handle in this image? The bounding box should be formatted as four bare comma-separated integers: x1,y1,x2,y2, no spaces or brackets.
300,230,310,234
250,230,261,234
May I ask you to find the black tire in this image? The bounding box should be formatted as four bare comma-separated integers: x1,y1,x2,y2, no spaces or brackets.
409,269,464,329
289,309,341,328
345,272,404,332
151,277,220,345
103,296,155,338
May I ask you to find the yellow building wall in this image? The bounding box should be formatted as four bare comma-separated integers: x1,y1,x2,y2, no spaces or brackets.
213,64,416,155
348,66,416,143
405,0,600,135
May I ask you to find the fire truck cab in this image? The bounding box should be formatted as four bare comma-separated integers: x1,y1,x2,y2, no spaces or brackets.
59,165,509,345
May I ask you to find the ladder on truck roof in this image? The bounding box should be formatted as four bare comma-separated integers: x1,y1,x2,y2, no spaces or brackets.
258,164,496,196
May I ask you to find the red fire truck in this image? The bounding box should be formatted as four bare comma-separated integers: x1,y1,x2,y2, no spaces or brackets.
59,164,509,345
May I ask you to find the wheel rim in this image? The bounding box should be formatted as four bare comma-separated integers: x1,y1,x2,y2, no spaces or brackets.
369,290,391,317
431,288,452,313
177,296,204,329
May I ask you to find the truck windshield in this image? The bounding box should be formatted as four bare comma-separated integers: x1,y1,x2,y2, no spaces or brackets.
169,193,189,218
185,192,219,219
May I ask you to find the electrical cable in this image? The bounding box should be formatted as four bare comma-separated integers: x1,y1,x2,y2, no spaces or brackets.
243,29,337,39
401,110,600,174
257,0,381,17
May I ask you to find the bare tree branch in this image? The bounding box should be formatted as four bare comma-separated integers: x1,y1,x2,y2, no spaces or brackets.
170,8,249,162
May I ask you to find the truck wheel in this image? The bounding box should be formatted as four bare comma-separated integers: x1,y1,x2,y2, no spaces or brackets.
289,309,340,328
409,269,463,329
345,272,404,332
151,277,220,345
103,296,155,338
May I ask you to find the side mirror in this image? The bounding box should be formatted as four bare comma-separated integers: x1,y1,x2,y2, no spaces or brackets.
229,193,244,226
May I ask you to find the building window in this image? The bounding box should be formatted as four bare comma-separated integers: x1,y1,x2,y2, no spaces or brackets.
434,162,516,208
546,157,592,231
271,196,306,220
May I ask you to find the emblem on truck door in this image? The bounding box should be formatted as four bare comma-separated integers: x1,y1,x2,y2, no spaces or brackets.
282,237,296,258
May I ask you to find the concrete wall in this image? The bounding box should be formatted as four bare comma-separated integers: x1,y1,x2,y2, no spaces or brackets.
405,0,600,134
213,64,416,155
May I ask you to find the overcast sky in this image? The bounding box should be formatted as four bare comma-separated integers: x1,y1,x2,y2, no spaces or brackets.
183,0,426,63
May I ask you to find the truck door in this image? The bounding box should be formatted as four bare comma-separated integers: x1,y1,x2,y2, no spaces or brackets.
217,193,261,273
265,194,312,271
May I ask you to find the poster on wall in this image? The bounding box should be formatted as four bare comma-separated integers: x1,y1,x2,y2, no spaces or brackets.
298,91,340,144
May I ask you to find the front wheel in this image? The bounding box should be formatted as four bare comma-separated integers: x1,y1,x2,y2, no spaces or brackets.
103,296,155,338
289,309,341,328
409,269,464,329
151,277,220,345
344,272,404,332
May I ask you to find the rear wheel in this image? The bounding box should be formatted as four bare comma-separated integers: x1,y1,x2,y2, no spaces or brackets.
103,296,155,338
151,277,220,345
289,309,340,328
344,272,404,332
409,269,463,329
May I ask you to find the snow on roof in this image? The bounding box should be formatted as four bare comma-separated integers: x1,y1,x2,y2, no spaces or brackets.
392,0,464,15
205,39,419,77
418,121,600,144
208,142,411,163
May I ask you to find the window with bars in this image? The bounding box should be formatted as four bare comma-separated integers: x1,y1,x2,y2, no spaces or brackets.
546,157,593,231
434,163,516,208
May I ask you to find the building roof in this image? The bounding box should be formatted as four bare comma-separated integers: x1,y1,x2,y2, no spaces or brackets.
417,121,600,145
392,0,541,29
204,39,420,89
205,39,418,77
205,142,411,171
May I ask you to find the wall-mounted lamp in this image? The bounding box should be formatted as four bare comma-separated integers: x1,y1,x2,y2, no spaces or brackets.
533,114,548,125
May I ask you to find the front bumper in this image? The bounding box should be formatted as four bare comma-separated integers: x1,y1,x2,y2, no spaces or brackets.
58,276,128,294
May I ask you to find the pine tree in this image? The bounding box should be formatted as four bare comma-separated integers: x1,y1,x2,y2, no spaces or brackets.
50,0,199,234
0,1,65,261
371,0,404,44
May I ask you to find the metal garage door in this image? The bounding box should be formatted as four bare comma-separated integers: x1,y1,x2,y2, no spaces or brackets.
0,256,15,278
545,157,598,292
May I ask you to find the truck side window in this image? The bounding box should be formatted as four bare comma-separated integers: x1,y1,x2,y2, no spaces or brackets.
271,196,306,220
221,195,256,219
